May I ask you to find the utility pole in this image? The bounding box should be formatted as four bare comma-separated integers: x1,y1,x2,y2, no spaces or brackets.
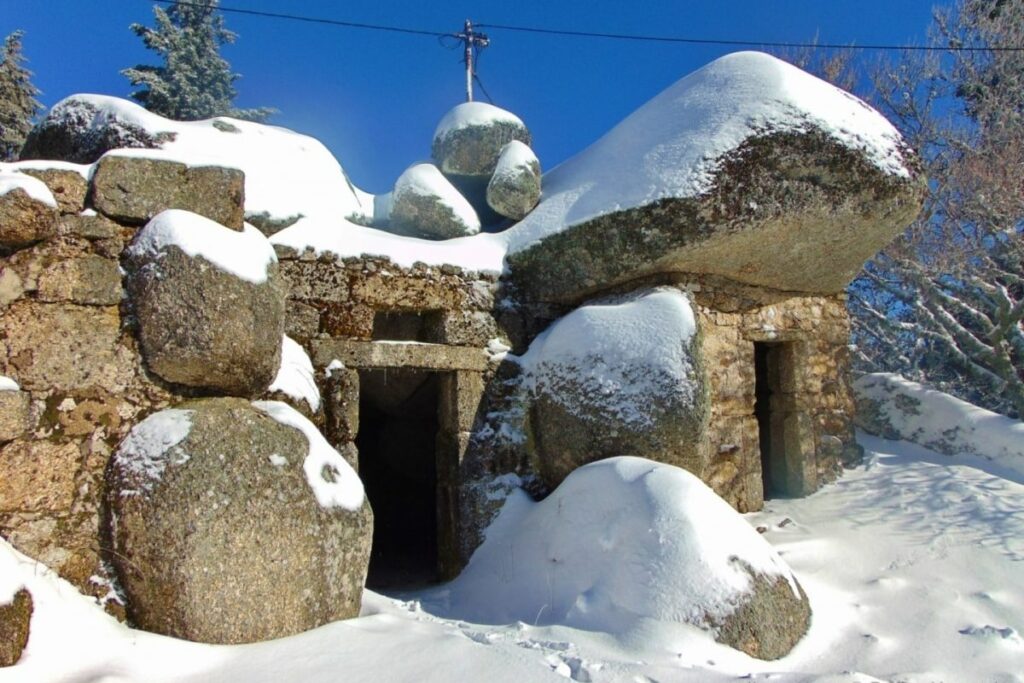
456,19,489,102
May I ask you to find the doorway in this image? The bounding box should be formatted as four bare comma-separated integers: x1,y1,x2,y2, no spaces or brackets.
356,368,440,589
754,341,795,499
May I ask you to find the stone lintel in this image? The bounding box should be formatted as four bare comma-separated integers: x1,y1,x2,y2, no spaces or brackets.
311,339,488,372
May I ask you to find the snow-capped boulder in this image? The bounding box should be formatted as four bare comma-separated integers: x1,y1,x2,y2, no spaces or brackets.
125,210,285,397
431,456,810,659
91,152,245,229
4,161,90,215
486,141,541,220
20,96,169,164
520,287,708,488
506,51,925,303
389,163,481,239
0,172,58,252
432,102,532,178
104,399,372,644
0,587,32,666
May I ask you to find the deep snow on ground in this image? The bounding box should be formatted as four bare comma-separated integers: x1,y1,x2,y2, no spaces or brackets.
3,426,1022,683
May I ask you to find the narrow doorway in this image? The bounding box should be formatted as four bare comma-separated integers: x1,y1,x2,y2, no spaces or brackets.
356,368,440,589
754,342,791,499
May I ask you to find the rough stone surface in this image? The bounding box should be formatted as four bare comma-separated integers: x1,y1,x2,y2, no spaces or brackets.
37,255,123,305
125,241,286,397
91,155,245,230
0,588,32,667
508,130,926,304
19,168,88,215
432,118,532,178
0,390,31,442
486,142,541,220
20,96,168,164
713,568,811,660
105,398,373,644
0,440,81,511
0,188,59,253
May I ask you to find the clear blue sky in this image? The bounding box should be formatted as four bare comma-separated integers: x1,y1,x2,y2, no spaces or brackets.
3,1,936,193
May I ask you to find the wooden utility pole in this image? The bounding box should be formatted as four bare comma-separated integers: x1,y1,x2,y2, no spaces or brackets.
456,19,489,102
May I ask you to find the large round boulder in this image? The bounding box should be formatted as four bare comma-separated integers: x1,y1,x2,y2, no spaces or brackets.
521,287,709,489
124,209,286,397
388,163,481,240
431,102,531,178
486,141,541,220
0,173,58,253
104,398,372,644
432,456,810,660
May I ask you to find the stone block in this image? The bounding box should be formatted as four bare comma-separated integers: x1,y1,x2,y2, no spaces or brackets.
0,188,58,253
0,440,80,511
37,255,123,305
20,168,88,215
0,391,31,443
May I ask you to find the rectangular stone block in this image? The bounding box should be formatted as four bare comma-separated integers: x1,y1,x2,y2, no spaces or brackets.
37,255,123,306
0,391,31,443
0,440,80,511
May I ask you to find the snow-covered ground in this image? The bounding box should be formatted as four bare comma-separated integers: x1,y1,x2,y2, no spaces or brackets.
3,422,1022,682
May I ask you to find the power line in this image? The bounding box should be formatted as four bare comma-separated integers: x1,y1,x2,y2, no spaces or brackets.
149,1,1024,53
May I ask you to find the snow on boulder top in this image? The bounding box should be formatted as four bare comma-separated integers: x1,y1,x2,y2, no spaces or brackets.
111,409,195,496
432,102,526,142
39,94,371,227
507,50,912,254
253,401,364,510
428,456,801,634
519,287,699,428
268,336,321,412
393,162,481,234
128,209,277,284
493,140,539,178
1,159,92,179
0,171,57,208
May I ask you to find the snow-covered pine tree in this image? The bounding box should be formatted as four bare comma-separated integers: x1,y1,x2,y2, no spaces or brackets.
122,0,273,122
0,31,43,161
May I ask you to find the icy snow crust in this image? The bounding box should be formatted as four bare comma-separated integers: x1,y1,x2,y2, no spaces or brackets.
268,336,321,412
111,409,194,496
426,456,799,632
52,53,908,275
393,163,481,233
433,101,526,142
253,400,364,511
0,170,57,207
518,288,699,427
128,209,277,284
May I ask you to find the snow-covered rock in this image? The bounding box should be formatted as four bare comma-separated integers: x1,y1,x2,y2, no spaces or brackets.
487,140,541,220
125,210,286,396
853,373,1024,479
1,160,91,215
388,163,481,239
428,456,810,659
267,335,321,413
432,102,532,178
520,287,708,487
105,398,372,644
506,51,925,302
0,171,59,251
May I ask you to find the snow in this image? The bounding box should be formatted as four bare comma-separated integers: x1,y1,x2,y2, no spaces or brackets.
110,409,194,496
0,159,92,179
127,209,277,284
854,372,1024,480
493,140,539,179
268,336,321,412
253,400,364,511
4,426,1022,682
393,163,481,234
433,102,526,142
0,375,20,391
0,171,57,208
423,456,799,633
506,51,911,254
518,288,699,427
325,359,345,378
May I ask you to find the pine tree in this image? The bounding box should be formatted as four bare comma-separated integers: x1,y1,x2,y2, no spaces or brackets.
0,31,43,161
122,0,273,122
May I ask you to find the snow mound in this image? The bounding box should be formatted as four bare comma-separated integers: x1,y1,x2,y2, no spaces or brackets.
127,209,277,284
47,94,372,226
0,170,57,207
853,373,1024,479
507,50,911,253
253,401,364,510
110,409,194,496
433,102,526,142
268,336,321,412
519,287,699,428
428,456,799,633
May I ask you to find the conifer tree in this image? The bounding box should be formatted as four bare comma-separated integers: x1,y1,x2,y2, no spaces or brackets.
123,0,273,122
0,31,43,161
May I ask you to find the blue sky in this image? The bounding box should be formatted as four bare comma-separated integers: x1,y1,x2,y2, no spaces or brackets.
3,1,937,193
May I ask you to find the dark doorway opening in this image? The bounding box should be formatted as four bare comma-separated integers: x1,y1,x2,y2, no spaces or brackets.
357,368,440,590
754,342,787,499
